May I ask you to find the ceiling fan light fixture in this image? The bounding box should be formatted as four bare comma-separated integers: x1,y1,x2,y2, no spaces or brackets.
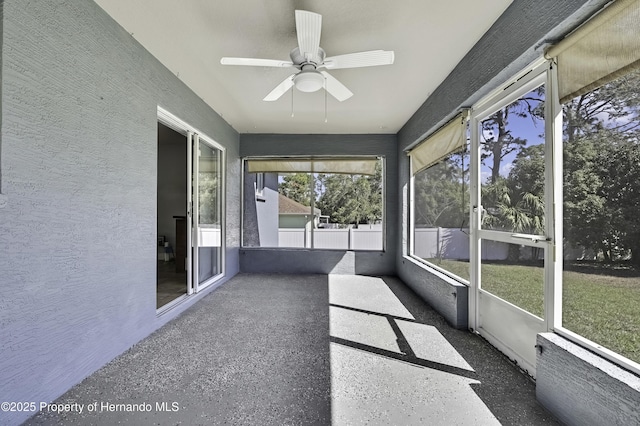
294,70,324,92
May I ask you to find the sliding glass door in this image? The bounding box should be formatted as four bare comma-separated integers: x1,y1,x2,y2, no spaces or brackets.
157,107,225,311
193,135,223,292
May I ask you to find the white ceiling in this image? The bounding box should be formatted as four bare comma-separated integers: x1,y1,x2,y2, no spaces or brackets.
94,0,513,134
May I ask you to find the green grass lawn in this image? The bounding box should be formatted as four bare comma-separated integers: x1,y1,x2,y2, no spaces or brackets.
426,258,640,365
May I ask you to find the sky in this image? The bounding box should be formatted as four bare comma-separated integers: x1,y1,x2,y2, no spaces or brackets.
479,88,545,184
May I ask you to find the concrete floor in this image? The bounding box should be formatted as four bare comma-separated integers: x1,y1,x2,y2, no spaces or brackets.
26,274,558,425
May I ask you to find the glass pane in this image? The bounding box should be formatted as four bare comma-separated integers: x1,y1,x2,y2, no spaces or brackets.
480,86,546,234
197,141,222,283
278,172,313,248
315,162,383,250
480,241,544,318
413,150,470,280
562,69,640,364
242,158,384,250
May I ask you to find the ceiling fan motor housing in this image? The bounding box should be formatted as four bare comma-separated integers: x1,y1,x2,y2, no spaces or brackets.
290,47,326,67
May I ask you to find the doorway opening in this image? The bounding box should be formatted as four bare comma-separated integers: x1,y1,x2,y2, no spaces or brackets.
157,122,188,308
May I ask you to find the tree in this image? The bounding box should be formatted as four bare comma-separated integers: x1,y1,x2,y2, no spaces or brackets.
562,69,640,262
277,164,383,226
278,173,312,206
476,86,546,262
594,132,640,263
413,153,468,228
493,145,546,260
315,163,383,226
477,85,546,262
563,133,609,258
563,70,640,144
507,144,545,235
198,172,220,225
480,86,544,184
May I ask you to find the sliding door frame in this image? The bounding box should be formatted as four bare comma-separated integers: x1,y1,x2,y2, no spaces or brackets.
157,106,225,308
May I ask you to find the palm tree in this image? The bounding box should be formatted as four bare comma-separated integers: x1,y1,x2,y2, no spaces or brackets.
482,176,545,261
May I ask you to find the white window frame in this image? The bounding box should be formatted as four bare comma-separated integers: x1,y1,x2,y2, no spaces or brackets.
408,144,471,286
546,64,640,377
241,156,386,252
255,172,265,199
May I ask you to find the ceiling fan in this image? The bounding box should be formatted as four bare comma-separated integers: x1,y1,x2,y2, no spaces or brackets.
220,10,395,102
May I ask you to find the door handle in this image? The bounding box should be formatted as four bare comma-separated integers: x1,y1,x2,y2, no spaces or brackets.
510,233,551,243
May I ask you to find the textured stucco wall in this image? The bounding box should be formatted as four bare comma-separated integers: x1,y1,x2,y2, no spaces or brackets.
0,0,3,201
240,134,397,276
536,333,640,426
398,257,468,329
0,1,239,425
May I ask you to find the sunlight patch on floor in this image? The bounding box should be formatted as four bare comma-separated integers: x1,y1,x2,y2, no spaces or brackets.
328,275,414,319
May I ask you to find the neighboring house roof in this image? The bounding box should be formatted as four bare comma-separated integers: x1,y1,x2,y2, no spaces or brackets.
278,193,321,216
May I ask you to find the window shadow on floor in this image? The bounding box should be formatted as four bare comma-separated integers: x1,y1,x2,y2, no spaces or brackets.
379,276,559,425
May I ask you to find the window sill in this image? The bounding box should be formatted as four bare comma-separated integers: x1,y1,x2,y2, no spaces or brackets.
403,254,470,287
241,246,386,253
553,327,640,377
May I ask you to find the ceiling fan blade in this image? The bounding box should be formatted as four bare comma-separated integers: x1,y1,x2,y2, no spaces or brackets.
320,71,353,102
295,10,322,63
263,74,296,101
221,57,294,68
323,50,395,69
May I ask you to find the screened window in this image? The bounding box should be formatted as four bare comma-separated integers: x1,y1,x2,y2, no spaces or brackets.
409,113,469,280
546,0,640,372
561,69,640,365
411,148,470,280
243,157,384,251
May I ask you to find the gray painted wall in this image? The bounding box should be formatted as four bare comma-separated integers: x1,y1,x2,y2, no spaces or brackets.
536,333,640,426
240,133,397,276
243,172,260,246
0,0,3,201
399,257,468,329
242,172,279,247
0,1,240,424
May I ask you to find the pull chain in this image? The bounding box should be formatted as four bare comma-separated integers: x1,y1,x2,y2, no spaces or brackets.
324,77,328,123
291,79,295,117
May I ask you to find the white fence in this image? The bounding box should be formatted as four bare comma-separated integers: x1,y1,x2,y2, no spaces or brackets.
277,227,582,260
414,228,508,260
414,228,585,261
277,228,383,250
